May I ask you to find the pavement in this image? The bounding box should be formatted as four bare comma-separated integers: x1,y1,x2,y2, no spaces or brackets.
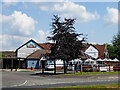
1,70,120,89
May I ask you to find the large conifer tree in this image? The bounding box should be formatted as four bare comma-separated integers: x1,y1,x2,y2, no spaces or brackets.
48,15,86,73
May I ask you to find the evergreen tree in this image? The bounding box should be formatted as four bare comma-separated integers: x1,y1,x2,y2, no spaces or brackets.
48,15,86,73
112,32,120,60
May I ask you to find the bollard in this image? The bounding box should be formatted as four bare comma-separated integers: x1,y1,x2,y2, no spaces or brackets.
31,67,33,70
81,64,82,74
15,66,18,71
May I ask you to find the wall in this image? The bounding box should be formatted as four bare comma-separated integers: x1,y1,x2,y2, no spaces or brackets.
85,45,98,59
17,41,43,58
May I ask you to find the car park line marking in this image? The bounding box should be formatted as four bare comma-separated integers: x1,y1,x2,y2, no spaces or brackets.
11,80,27,87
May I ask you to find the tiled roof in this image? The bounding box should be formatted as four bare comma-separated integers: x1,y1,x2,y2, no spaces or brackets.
38,42,106,59
27,50,51,59
0,51,16,57
94,45,106,59
39,43,54,50
83,44,106,59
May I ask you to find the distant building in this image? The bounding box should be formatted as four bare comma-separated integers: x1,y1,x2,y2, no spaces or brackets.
16,39,51,69
83,44,109,59
0,51,16,69
1,39,109,69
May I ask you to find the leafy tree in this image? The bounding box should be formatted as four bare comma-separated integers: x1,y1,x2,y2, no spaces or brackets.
48,15,86,73
0,53,5,58
112,32,120,60
107,32,120,60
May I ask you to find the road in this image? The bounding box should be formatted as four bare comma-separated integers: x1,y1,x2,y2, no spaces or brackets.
2,71,119,89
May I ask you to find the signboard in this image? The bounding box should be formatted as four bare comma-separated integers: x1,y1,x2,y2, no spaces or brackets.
26,41,36,48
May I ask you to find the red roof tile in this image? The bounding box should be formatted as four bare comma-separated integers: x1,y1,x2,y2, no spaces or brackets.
39,43,54,50
83,44,106,59
39,43,106,59
94,45,106,59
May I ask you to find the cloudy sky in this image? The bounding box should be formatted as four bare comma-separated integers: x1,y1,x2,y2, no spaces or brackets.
0,1,119,51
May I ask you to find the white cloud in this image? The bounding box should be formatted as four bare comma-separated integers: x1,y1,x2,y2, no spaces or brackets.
1,11,37,36
0,29,50,51
0,11,38,50
0,34,30,51
35,30,51,42
50,2,100,23
104,7,118,26
38,30,46,42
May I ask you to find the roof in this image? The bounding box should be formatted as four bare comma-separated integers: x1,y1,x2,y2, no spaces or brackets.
82,44,90,52
94,44,106,59
83,44,106,59
39,43,54,50
16,39,44,52
0,51,16,57
27,50,51,59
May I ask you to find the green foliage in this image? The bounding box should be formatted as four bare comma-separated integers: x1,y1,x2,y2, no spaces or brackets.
48,15,86,61
0,53,5,58
61,71,119,75
107,32,120,60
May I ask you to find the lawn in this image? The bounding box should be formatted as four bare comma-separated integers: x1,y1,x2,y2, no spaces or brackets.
29,83,119,90
60,71,119,75
54,83,119,89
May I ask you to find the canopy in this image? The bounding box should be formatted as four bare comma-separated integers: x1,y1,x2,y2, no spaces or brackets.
71,59,82,64
108,59,113,61
103,58,110,61
85,59,94,62
96,59,104,61
112,58,119,62
74,58,82,62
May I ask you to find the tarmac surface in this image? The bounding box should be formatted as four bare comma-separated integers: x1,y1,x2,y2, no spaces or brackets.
1,70,120,89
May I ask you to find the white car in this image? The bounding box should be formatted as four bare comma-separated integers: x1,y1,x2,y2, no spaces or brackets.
99,65,107,72
45,64,54,70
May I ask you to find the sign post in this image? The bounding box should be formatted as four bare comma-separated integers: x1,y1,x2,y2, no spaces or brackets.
81,61,83,74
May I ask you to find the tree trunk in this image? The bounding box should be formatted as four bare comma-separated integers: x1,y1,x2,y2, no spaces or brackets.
54,60,56,74
64,60,67,73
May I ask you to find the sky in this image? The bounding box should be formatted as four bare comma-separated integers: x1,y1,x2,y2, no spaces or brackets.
0,1,119,51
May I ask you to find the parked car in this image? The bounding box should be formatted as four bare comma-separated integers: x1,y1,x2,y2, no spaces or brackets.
45,64,54,70
67,65,73,71
99,65,107,72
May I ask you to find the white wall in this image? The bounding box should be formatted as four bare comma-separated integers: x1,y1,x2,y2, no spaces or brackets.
17,42,42,58
85,45,98,59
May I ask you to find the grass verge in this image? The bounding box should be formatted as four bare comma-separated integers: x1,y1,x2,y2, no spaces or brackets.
60,71,119,75
53,83,119,89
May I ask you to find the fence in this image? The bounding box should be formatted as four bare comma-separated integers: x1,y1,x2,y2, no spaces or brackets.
45,63,120,72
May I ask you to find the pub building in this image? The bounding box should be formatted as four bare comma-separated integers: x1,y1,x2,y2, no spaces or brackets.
1,39,110,70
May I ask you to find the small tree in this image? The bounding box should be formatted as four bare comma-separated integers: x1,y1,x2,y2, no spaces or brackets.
107,32,120,60
48,15,86,73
